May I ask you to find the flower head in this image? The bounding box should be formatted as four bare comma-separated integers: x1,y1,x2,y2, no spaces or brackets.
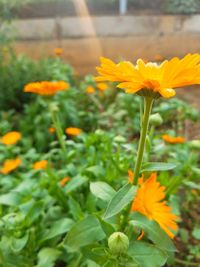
1,131,21,145
60,176,70,187
162,134,185,144
33,160,48,170
131,173,179,238
95,54,200,98
65,127,82,136
86,86,95,94
54,47,63,56
48,127,56,133
1,158,21,174
96,82,108,91
24,81,69,96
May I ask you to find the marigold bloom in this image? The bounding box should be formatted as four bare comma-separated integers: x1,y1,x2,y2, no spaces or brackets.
86,86,95,94
54,47,63,56
60,176,70,187
48,127,56,133
131,173,179,238
96,82,108,91
24,81,69,96
95,54,200,98
1,131,21,145
0,158,21,174
33,160,48,170
65,127,82,136
162,134,185,144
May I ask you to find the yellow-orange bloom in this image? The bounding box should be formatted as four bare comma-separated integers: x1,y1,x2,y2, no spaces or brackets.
95,54,200,98
1,131,21,145
33,160,48,170
96,82,108,91
65,127,82,136
60,176,70,187
86,86,95,94
0,158,21,174
131,173,179,238
24,81,69,96
162,134,185,144
54,47,63,56
48,127,56,133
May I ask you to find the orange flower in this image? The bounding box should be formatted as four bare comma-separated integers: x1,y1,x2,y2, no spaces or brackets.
54,47,63,56
65,127,82,136
131,173,179,238
33,160,48,170
48,127,56,133
24,81,69,96
60,176,70,187
86,86,95,94
95,54,200,98
162,134,185,144
1,131,21,145
0,158,21,174
154,54,164,62
96,82,108,91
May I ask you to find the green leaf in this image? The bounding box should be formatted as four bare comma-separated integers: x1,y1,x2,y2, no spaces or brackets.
192,227,200,240
11,233,29,253
36,248,61,267
86,165,105,177
141,162,176,172
65,175,88,193
65,215,106,250
68,196,84,221
40,218,74,243
103,183,137,219
0,192,22,206
90,182,116,203
130,213,176,252
128,241,168,267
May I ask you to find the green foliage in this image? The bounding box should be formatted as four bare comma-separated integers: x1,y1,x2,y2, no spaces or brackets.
164,0,200,14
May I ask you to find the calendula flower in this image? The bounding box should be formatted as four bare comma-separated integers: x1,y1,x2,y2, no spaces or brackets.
1,131,21,145
65,127,82,136
162,134,185,144
96,82,108,91
48,127,56,133
24,81,69,96
86,86,95,94
0,158,21,174
95,54,200,98
154,54,164,61
33,160,48,170
54,47,63,56
131,173,179,238
60,176,70,187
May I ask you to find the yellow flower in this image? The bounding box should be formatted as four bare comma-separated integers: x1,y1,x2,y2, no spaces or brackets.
48,127,56,133
162,134,185,144
95,54,200,98
65,127,82,136
131,173,179,238
0,158,21,174
86,86,95,94
96,82,108,91
60,176,70,187
54,47,63,56
24,81,69,96
33,160,48,170
1,131,21,145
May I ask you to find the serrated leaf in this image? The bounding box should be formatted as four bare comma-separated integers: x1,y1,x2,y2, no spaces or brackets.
90,182,116,203
103,183,137,219
141,162,176,172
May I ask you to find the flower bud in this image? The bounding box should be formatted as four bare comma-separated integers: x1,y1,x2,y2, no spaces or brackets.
108,232,129,254
149,113,163,126
114,135,126,143
188,140,200,150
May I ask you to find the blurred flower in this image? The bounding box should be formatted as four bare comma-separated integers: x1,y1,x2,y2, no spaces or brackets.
96,82,108,91
128,169,143,184
95,54,200,98
154,54,164,61
48,127,56,133
65,127,82,136
162,134,185,144
24,81,69,96
0,158,21,174
131,173,179,238
1,131,21,145
33,160,48,170
86,86,95,94
60,176,70,187
54,47,63,56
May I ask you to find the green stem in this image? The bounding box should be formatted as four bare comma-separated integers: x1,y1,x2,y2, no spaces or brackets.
50,108,67,160
133,97,154,184
175,258,199,266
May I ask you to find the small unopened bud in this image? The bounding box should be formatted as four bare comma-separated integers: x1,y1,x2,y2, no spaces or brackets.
149,113,163,126
114,135,126,143
108,232,129,254
49,102,59,112
189,140,200,150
